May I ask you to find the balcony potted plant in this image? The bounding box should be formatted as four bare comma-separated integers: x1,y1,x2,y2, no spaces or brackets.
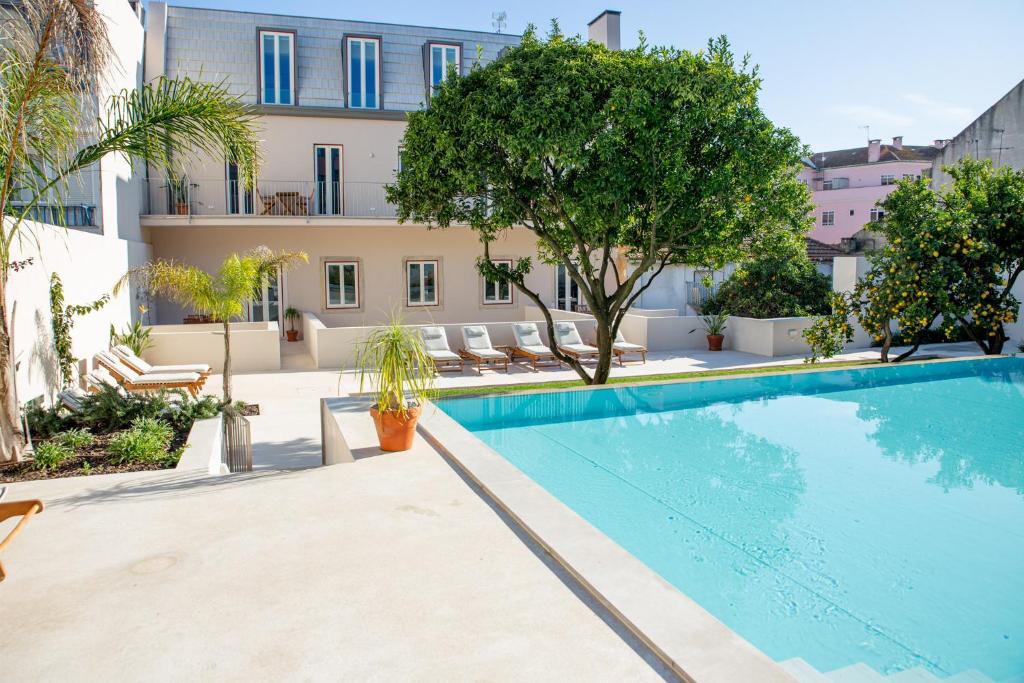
354,314,434,452
701,312,729,351
168,176,190,215
284,307,300,342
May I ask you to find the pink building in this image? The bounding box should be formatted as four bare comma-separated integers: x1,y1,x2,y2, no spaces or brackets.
800,137,944,246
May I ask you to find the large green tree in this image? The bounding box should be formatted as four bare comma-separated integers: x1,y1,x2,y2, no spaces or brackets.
805,158,1024,363
1,0,259,462
387,27,809,383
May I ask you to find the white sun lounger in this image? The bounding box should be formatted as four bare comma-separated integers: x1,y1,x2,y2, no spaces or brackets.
613,329,647,365
112,344,211,379
94,350,203,396
420,326,464,373
459,325,509,374
553,321,599,361
511,322,560,371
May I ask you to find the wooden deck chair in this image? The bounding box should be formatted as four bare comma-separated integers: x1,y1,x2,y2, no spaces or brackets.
511,322,560,371
112,345,210,384
459,326,509,374
95,351,203,397
553,321,600,361
0,499,43,582
613,329,647,366
420,327,464,373
57,386,89,412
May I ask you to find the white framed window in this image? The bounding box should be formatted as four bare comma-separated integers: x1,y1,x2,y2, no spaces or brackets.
259,30,294,105
406,260,438,306
870,207,885,222
347,37,380,109
325,261,359,308
821,210,835,226
881,174,896,186
483,260,513,304
428,42,461,92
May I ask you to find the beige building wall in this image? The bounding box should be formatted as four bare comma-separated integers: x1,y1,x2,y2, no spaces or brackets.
147,223,555,327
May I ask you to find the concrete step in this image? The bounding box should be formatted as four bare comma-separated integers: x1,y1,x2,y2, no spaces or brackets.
999,674,1024,683
943,670,995,683
779,658,831,683
825,663,887,683
886,667,940,683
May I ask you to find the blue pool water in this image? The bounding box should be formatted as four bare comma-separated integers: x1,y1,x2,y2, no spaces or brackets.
438,359,1024,679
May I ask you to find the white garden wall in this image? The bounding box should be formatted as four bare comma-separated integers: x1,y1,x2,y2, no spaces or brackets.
143,322,281,372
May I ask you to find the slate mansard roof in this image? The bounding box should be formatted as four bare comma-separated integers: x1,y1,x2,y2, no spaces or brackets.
162,5,523,111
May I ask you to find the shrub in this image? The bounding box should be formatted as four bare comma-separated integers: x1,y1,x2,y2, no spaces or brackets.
108,417,174,465
53,428,95,450
24,402,73,439
33,441,73,471
167,394,221,432
77,384,172,433
702,252,831,319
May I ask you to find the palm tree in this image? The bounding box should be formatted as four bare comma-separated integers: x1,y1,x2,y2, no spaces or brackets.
115,248,308,404
0,1,260,462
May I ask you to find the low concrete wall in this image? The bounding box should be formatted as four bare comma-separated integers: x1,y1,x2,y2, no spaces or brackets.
175,415,226,475
728,317,817,357
143,321,281,372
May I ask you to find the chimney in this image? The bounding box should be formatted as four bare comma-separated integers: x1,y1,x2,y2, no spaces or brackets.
891,136,903,150
933,139,950,149
867,139,881,163
588,10,621,50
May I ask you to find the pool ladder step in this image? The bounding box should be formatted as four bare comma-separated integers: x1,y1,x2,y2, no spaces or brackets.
779,658,1002,683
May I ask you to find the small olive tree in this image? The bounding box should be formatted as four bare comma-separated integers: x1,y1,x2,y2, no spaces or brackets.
805,158,1024,362
388,27,810,384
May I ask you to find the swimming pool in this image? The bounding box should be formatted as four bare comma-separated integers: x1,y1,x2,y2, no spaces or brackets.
437,358,1024,680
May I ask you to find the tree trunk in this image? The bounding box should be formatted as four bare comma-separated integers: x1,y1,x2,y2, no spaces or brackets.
591,314,614,385
0,276,26,463
879,323,893,363
222,321,232,405
986,327,1006,355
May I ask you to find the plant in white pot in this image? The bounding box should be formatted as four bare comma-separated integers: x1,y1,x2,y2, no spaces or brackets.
354,315,435,451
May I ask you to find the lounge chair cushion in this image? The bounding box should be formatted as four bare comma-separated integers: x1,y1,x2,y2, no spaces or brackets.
519,344,554,357
419,327,452,353
427,349,461,362
97,351,200,383
561,343,599,355
57,387,89,411
614,341,646,352
113,345,210,375
554,322,585,346
513,323,544,348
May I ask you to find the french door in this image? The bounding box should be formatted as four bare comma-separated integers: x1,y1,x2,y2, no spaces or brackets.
226,161,254,215
249,268,282,336
555,264,580,311
314,145,343,215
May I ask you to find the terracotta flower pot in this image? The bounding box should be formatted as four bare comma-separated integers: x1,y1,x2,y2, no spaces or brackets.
370,405,421,452
285,329,299,342
707,334,724,352
174,201,188,215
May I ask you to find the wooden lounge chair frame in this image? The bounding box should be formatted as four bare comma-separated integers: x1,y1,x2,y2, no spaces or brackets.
112,345,211,382
510,323,561,371
419,327,464,374
554,322,600,362
613,346,647,365
459,327,509,374
95,353,202,397
0,499,43,582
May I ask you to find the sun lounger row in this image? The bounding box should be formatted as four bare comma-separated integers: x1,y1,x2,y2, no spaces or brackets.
419,321,646,374
89,348,211,397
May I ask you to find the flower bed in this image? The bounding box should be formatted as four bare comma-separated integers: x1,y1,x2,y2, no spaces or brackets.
2,386,223,483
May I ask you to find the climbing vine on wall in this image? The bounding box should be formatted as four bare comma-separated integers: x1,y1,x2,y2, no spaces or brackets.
49,273,109,387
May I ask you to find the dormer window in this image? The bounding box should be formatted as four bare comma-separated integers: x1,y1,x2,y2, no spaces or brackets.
259,30,295,105
427,42,461,94
346,36,380,109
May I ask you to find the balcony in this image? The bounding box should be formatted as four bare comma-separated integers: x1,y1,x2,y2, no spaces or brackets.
143,178,398,219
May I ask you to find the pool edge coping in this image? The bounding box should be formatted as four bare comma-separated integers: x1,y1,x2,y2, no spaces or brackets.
417,404,800,683
434,353,1004,402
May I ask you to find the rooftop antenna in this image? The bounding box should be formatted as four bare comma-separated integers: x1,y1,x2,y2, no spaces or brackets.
858,125,870,144
492,11,507,34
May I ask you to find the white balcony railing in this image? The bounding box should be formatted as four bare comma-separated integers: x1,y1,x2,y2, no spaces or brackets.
144,178,398,218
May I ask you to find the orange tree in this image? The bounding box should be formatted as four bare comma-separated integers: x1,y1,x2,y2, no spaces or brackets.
387,27,809,384
805,158,1024,362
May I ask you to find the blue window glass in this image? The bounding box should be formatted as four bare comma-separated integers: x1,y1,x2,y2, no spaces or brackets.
278,35,291,104
364,41,376,108
350,41,362,108
262,34,275,103
432,46,443,87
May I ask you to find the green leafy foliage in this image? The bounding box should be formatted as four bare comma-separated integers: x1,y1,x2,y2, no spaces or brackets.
702,252,831,318
24,402,74,439
805,158,1024,362
354,313,435,416
49,273,109,387
108,417,174,465
110,316,153,356
53,427,94,450
77,383,171,433
700,312,729,335
33,441,73,471
387,27,810,383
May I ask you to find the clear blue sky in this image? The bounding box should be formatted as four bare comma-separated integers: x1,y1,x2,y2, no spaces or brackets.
154,0,1024,152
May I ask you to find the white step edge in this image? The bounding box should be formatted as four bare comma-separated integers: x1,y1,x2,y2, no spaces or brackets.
825,663,887,683
779,658,831,683
886,667,941,683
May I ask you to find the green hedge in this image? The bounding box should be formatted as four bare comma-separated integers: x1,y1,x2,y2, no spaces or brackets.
702,253,831,319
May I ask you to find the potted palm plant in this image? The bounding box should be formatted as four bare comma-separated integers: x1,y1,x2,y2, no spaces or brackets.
354,315,434,452
284,307,300,342
701,312,729,351
168,176,190,215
